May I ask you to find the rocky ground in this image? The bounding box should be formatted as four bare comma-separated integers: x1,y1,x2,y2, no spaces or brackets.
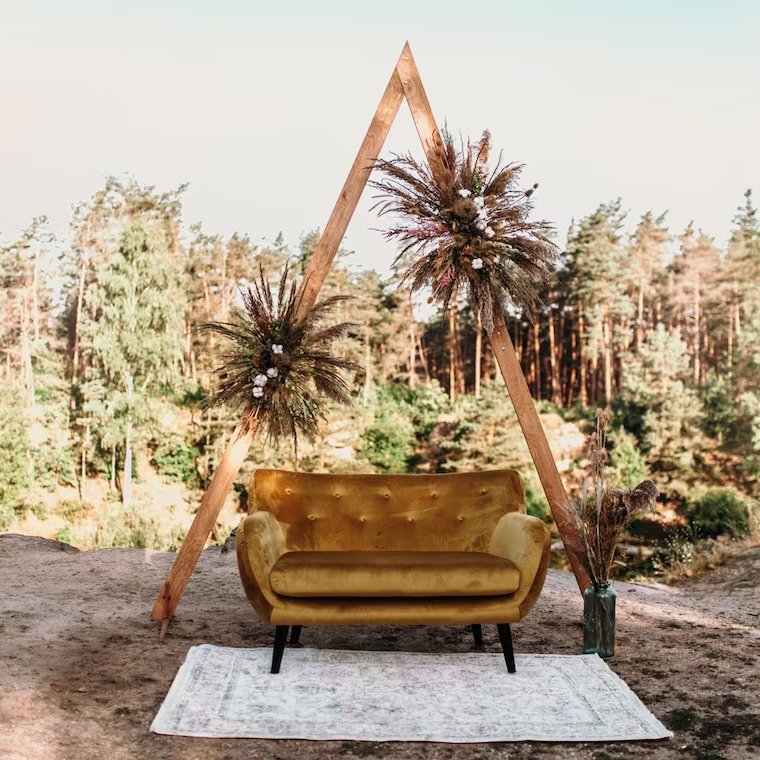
1,534,758,760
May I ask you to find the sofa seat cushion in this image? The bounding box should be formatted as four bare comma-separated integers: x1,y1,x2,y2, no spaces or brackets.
269,551,520,598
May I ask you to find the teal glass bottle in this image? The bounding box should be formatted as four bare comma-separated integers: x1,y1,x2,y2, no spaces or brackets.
582,583,616,658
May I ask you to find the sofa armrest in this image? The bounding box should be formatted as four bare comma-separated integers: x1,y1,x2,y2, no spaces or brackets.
488,512,551,618
235,511,287,621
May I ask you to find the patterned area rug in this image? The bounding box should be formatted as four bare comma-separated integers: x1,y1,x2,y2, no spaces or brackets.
151,645,672,743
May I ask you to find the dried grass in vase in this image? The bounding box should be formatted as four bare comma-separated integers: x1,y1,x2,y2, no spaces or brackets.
199,263,360,448
370,129,559,330
566,410,659,588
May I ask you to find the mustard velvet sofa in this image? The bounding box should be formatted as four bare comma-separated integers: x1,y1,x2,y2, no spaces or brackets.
235,468,551,673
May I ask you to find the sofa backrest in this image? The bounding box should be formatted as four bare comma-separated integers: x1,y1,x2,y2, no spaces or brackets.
249,469,525,552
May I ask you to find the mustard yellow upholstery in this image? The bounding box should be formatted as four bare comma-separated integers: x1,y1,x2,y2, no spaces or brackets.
235,469,550,628
270,551,520,597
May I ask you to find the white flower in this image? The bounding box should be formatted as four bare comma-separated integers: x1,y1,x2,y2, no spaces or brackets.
271,344,284,354
458,189,472,198
254,374,268,387
478,209,489,221
252,386,264,398
484,226,495,239
474,196,485,208
266,367,278,378
472,258,484,270
475,220,487,231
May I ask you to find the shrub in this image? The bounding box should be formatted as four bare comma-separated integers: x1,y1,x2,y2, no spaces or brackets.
152,440,201,488
607,428,649,488
0,383,31,529
359,387,417,472
522,474,549,521
685,488,751,539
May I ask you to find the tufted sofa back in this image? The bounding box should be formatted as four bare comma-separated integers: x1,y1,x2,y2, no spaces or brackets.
249,469,525,552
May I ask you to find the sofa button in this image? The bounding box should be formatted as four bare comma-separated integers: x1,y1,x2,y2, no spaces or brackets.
359,516,366,523
334,493,341,498
407,517,414,523
286,488,292,495
457,515,465,521
383,492,390,499
431,492,438,499
308,514,317,521
480,488,488,495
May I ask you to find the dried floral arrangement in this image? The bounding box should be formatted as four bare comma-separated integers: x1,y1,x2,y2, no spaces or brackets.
567,411,659,587
199,265,360,447
370,129,559,330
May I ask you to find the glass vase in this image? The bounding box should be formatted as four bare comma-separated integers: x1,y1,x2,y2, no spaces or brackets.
582,583,616,658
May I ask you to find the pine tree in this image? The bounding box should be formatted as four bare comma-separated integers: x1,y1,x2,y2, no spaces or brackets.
79,225,185,507
566,200,634,405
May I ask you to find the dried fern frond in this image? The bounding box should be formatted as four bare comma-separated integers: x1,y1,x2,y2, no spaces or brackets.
566,410,659,586
199,263,360,447
370,128,559,330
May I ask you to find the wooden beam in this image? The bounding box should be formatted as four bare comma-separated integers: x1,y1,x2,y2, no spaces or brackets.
395,43,446,184
150,421,256,630
489,316,590,593
398,50,589,594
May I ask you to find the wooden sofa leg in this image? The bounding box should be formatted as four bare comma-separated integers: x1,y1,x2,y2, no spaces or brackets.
471,624,483,648
290,625,302,646
271,625,289,674
497,624,516,673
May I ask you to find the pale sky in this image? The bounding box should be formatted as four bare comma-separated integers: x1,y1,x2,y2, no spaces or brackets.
1,1,758,273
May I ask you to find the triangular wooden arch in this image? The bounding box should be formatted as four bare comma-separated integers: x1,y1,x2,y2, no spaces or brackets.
151,43,590,640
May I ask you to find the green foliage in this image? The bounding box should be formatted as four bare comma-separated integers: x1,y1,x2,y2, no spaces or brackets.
359,386,417,472
685,488,752,539
152,440,201,488
523,474,549,521
607,428,649,487
92,503,186,550
615,325,701,474
0,383,31,529
445,380,525,470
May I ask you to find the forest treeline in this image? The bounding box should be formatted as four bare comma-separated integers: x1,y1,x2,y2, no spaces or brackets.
1,178,758,557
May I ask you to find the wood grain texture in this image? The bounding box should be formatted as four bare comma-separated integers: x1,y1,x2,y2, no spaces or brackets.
489,315,590,592
395,42,446,184
150,422,256,622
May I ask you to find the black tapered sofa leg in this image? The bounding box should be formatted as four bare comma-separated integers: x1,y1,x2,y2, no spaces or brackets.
289,625,302,646
271,625,289,673
497,623,516,673
471,624,483,648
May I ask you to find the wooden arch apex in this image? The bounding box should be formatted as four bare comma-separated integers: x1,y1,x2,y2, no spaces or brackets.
150,42,590,641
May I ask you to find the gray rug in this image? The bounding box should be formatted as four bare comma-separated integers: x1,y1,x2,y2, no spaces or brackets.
151,645,672,743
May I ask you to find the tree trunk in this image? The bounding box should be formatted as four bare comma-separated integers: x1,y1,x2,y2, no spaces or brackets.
363,323,372,405
408,296,417,388
475,310,482,399
578,304,587,406
547,306,559,404
603,316,612,405
110,445,116,492
70,253,88,396
448,307,457,402
532,312,541,399
693,272,701,384
122,372,134,509
636,277,645,351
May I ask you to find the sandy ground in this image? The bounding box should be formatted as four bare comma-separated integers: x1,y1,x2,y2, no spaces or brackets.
1,534,758,760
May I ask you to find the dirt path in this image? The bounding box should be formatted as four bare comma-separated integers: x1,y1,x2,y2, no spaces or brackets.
1,534,758,760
